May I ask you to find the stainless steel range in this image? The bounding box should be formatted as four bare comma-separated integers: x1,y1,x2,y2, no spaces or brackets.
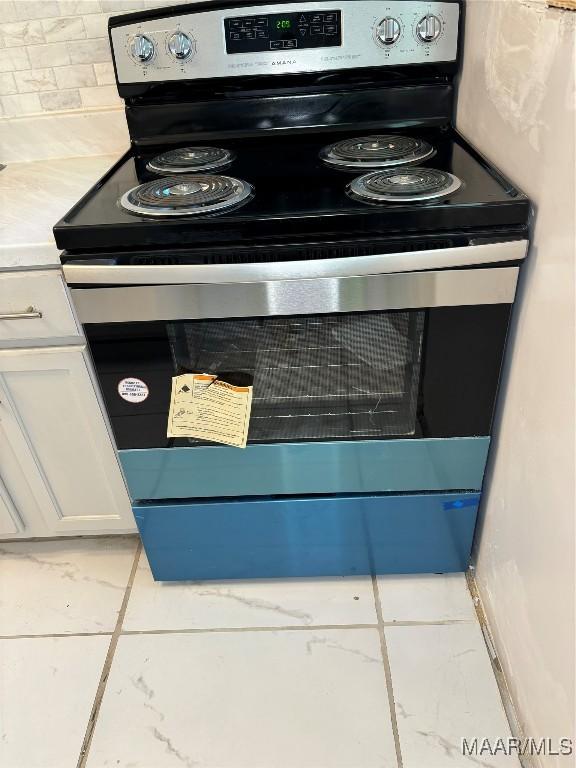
54,0,530,581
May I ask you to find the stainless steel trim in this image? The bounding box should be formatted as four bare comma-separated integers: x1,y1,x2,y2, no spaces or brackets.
0,306,43,320
111,1,459,84
63,240,528,286
71,267,520,324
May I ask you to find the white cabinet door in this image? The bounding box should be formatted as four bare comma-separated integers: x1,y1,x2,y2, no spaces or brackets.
0,406,46,537
0,346,136,536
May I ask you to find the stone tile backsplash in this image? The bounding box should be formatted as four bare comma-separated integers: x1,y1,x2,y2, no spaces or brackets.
0,0,190,117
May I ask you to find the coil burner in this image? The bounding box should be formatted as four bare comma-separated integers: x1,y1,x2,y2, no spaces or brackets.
321,134,435,171
120,175,253,217
146,146,235,174
348,167,462,204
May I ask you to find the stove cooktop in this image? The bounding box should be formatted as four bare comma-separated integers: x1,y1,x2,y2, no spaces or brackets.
54,129,530,253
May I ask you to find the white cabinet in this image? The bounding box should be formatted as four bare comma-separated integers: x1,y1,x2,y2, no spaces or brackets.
0,345,136,537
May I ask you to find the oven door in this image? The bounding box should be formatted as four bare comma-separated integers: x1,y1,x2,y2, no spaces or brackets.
68,251,521,503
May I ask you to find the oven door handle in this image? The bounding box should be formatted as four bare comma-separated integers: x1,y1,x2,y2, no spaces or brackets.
70,265,521,324
63,239,528,286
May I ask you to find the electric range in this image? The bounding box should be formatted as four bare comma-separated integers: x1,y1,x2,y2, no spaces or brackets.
54,0,531,582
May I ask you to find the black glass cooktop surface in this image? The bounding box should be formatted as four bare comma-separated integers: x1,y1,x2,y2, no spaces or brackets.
55,129,529,253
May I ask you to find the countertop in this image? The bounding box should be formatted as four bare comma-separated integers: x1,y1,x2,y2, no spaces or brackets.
0,154,120,270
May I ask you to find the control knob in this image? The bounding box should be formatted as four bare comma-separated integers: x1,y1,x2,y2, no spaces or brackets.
168,31,194,60
376,17,401,46
416,14,442,43
130,34,155,63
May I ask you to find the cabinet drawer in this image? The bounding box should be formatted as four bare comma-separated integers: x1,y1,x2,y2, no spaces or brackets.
134,492,480,581
120,438,490,501
0,270,79,343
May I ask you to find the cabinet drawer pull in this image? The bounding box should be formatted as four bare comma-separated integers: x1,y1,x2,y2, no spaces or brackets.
0,306,43,320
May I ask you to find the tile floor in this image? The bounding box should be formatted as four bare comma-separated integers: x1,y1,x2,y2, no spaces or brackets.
0,537,520,768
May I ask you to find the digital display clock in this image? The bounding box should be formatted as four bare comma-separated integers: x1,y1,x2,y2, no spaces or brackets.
224,9,342,55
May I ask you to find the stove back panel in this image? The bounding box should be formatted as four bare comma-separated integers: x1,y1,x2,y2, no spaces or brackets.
110,1,461,88
109,0,462,141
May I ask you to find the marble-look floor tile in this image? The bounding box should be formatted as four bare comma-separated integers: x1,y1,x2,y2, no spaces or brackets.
0,537,137,635
386,623,520,768
377,573,477,623
123,551,378,631
0,635,109,768
86,629,397,768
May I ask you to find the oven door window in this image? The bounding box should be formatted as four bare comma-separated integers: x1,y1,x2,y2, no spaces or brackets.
88,310,425,449
87,303,511,451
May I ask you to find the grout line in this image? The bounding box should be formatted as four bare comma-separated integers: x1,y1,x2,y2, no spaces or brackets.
119,618,470,636
372,575,404,768
0,619,473,643
76,541,142,768
0,631,113,640
385,618,471,627
121,623,381,636
0,533,139,545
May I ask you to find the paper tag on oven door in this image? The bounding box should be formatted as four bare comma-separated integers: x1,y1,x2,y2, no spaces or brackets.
167,374,253,449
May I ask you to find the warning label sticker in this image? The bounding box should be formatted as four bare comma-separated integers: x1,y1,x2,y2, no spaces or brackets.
118,378,149,404
167,374,253,449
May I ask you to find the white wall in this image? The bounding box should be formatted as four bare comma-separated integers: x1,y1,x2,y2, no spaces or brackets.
0,1,169,162
457,1,575,765
0,0,199,117
0,0,200,162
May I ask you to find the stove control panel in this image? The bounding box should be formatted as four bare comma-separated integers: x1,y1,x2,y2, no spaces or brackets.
111,1,459,84
224,10,342,54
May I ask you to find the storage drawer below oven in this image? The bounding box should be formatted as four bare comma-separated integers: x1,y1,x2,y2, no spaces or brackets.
134,492,480,581
119,437,490,501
